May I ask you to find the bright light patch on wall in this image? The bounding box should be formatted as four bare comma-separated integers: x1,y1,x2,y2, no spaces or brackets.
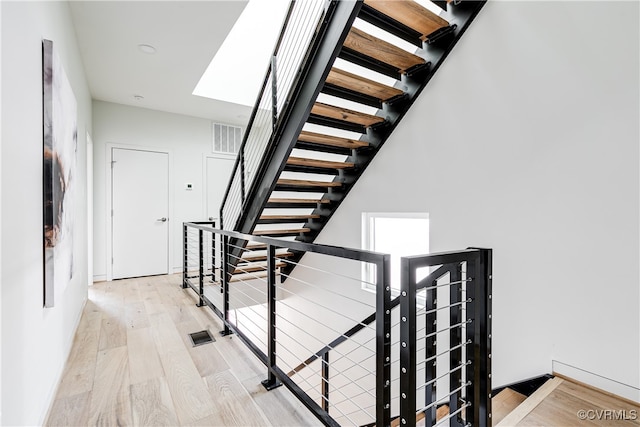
193,0,290,107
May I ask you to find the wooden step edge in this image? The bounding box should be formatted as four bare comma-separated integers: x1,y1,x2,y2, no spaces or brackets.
267,198,331,204
298,130,369,149
252,228,311,236
344,27,425,73
326,67,403,102
363,0,449,41
259,214,321,221
311,102,385,127
241,252,294,262
286,156,355,169
229,271,281,282
232,262,286,274
276,179,342,188
491,388,528,425
496,377,564,427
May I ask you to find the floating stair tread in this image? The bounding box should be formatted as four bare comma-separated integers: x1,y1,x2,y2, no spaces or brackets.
245,243,268,251
364,0,449,41
253,228,311,236
390,405,449,427
492,388,527,425
326,68,403,101
311,102,385,127
267,197,331,205
260,214,321,221
287,157,355,169
298,131,368,150
343,27,425,73
241,252,294,262
277,178,342,188
233,262,285,274
229,271,281,282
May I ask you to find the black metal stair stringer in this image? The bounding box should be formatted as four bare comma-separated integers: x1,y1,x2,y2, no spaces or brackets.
224,1,365,274
281,0,487,278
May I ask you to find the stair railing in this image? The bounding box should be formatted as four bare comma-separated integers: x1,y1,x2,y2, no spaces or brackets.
183,221,393,426
219,0,334,231
399,249,493,427
183,223,492,427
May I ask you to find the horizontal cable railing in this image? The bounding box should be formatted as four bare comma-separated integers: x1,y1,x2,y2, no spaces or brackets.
399,249,493,427
220,0,331,232
183,223,491,426
183,222,392,426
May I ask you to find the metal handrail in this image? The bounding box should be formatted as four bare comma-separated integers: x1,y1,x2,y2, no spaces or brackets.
219,0,332,231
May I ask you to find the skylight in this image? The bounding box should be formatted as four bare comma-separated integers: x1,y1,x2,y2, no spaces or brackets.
193,0,290,107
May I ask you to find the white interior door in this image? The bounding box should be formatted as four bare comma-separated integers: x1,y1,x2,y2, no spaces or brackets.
206,156,235,224
112,148,169,279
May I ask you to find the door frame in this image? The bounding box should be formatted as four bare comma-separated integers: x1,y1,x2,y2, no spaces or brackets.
201,152,235,224
106,143,173,281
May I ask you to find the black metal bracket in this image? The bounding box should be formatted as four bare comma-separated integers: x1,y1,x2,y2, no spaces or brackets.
322,82,382,108
425,24,458,47
359,2,423,48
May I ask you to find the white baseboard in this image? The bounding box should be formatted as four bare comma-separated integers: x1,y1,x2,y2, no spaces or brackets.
552,360,640,403
92,274,107,283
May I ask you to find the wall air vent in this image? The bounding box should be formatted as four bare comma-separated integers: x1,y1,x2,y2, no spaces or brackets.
213,122,243,154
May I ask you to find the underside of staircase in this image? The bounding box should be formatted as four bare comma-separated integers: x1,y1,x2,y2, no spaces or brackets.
221,0,485,279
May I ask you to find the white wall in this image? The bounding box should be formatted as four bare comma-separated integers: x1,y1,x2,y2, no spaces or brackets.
92,101,238,279
311,1,639,398
0,1,93,425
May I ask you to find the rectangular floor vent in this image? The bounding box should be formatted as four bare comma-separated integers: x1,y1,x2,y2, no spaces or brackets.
189,330,215,347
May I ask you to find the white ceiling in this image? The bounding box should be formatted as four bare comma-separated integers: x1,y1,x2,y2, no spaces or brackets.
69,0,254,126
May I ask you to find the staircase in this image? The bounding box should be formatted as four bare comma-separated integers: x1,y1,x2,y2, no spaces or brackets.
220,0,485,279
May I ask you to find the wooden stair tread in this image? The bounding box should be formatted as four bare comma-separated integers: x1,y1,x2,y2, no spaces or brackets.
326,68,403,101
252,228,311,236
277,178,342,188
492,388,527,425
267,197,331,204
260,214,321,221
229,271,281,282
364,0,449,41
233,262,285,274
298,130,368,150
390,405,449,427
287,157,355,169
241,252,294,262
343,27,425,73
245,243,268,251
311,102,385,127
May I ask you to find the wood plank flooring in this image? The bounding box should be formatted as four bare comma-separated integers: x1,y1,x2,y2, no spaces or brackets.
45,274,320,427
498,377,640,427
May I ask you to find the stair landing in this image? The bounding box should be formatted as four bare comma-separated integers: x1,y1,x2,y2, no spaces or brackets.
496,377,640,426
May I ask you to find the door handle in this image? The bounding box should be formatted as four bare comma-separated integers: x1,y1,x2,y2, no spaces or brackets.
157,217,168,222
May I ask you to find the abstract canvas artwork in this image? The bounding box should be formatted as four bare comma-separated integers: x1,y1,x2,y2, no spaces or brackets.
43,39,77,308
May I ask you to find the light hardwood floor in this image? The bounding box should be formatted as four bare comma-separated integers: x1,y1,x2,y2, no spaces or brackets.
46,274,321,427
498,377,640,427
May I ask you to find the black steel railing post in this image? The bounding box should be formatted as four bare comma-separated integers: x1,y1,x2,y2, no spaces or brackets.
211,221,217,283
449,264,464,427
424,275,437,426
375,255,391,427
465,257,477,425
262,244,282,390
322,352,330,412
182,223,188,289
197,229,205,307
221,234,231,336
474,249,492,427
271,55,278,128
400,257,417,427
240,149,246,204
